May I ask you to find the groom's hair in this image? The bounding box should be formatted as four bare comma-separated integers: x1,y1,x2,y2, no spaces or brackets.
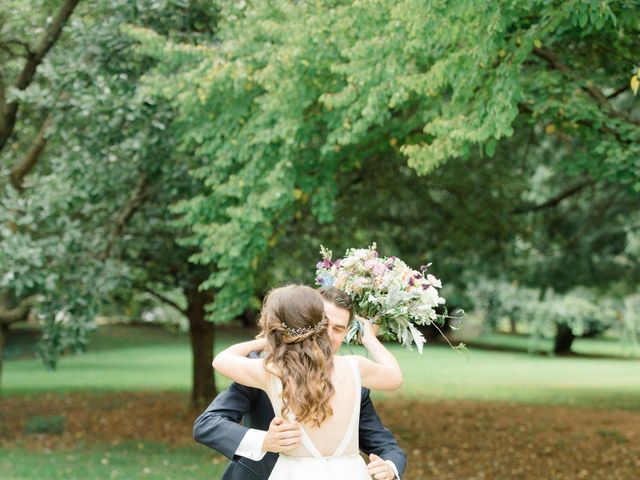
318,286,354,320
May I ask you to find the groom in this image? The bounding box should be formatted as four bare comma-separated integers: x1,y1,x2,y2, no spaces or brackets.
193,286,406,480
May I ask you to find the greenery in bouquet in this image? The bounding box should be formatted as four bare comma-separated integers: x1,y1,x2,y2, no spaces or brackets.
315,244,465,353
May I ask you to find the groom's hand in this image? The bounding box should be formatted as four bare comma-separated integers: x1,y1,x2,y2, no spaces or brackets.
367,453,397,480
261,417,302,453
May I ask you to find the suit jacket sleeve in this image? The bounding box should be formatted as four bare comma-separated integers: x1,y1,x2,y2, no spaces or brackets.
193,381,260,460
358,388,407,477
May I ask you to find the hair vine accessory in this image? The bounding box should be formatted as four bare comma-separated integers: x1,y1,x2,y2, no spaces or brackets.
282,315,327,338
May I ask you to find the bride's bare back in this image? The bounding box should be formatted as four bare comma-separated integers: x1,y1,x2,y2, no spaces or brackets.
267,355,361,458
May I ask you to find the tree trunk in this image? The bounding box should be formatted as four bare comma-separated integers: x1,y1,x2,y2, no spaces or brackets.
186,288,216,410
239,307,257,328
0,322,8,393
553,324,575,355
9,114,52,191
509,316,517,334
0,292,37,393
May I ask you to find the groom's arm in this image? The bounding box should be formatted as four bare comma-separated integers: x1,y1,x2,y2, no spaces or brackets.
193,381,265,460
359,388,407,477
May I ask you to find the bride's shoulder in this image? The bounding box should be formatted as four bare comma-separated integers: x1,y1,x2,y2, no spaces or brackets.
263,360,282,376
334,354,353,362
335,354,363,368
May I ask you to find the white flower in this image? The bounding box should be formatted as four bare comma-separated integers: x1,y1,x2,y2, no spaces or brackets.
426,273,442,288
315,245,452,353
422,286,441,306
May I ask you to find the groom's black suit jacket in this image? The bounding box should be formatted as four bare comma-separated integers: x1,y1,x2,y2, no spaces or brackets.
193,356,407,480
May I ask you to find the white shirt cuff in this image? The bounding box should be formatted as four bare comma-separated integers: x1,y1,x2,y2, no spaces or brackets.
235,428,268,461
385,460,401,479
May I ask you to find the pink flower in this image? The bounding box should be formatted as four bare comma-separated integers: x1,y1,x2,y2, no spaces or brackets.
372,262,387,276
364,259,377,270
363,259,388,277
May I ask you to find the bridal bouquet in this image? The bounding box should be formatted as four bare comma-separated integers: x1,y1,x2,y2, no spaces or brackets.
315,244,458,354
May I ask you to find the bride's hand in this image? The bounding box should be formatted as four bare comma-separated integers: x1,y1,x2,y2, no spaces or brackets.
250,337,268,352
355,315,379,344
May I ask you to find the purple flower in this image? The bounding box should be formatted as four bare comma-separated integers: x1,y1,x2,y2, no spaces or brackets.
317,259,332,269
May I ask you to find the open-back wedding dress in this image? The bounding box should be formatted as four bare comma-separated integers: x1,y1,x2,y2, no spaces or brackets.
266,355,371,479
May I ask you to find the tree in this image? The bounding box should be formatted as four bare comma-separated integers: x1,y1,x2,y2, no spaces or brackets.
0,0,223,408
0,0,81,391
4,0,638,392
133,0,639,330
254,124,640,352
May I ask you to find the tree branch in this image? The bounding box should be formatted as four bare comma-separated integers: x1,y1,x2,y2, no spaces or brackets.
533,47,640,127
0,0,80,153
517,102,631,146
0,39,34,57
564,185,623,249
0,294,38,324
9,114,53,191
606,83,630,100
0,69,5,124
139,287,187,315
102,173,151,259
511,178,597,214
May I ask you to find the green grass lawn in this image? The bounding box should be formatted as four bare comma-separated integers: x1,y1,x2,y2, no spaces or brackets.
3,324,640,410
0,442,226,480
466,330,640,358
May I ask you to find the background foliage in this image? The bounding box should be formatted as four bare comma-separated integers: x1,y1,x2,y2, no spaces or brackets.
0,0,639,400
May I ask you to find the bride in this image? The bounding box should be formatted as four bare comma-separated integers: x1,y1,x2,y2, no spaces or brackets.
212,284,403,479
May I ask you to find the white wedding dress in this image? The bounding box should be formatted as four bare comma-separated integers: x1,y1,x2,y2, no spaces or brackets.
267,355,371,480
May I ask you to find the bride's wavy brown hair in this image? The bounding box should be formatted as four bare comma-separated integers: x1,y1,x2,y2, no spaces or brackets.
260,284,335,427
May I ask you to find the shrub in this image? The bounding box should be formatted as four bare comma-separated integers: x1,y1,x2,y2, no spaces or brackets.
25,415,65,435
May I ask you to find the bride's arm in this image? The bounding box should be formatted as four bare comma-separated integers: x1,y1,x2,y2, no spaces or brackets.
212,338,270,391
355,317,403,391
